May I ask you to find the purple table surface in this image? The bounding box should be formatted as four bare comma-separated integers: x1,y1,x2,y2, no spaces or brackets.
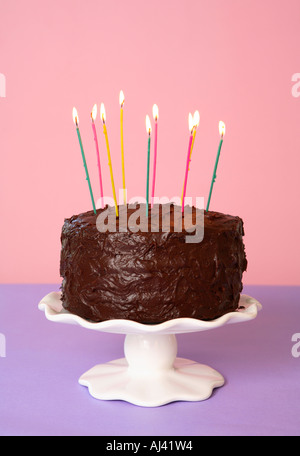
0,284,300,436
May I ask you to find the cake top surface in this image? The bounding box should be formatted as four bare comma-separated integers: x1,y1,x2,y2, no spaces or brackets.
63,203,244,236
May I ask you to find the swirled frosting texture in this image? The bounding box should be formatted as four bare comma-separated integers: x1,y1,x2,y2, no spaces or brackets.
60,204,247,323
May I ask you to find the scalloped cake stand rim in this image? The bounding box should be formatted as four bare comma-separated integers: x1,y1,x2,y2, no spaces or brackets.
38,292,262,335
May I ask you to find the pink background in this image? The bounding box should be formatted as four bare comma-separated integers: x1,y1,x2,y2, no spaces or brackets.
0,0,299,285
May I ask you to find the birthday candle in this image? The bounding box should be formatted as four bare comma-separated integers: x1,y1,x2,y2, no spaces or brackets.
181,110,200,204
181,113,194,212
119,90,126,204
189,110,200,168
91,104,104,209
72,107,97,215
151,104,159,208
100,103,119,217
145,114,152,217
206,121,226,211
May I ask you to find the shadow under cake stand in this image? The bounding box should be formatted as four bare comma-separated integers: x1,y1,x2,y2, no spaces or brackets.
38,293,261,407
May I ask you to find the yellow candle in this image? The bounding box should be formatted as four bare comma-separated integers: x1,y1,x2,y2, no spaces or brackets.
181,111,200,204
100,103,119,217
119,90,126,204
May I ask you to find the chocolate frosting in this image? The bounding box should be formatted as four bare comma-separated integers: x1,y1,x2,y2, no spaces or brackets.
60,204,247,323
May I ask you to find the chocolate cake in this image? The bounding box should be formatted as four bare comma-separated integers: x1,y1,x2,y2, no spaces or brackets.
60,204,247,323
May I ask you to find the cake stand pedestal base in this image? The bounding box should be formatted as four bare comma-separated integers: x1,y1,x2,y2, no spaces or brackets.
79,334,224,407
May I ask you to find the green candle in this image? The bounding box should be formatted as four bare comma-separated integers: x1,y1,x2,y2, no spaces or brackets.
146,115,151,217
206,121,225,212
73,107,97,215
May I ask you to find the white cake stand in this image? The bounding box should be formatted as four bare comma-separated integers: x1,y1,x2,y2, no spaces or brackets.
38,293,261,407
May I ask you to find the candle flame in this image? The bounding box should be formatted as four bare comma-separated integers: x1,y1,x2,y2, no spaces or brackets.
91,104,97,121
72,107,79,126
119,90,125,107
193,110,200,128
188,112,194,133
100,103,106,124
219,121,225,137
152,104,159,121
146,115,151,134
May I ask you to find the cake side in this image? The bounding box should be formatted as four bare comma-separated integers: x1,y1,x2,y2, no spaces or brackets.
60,204,247,323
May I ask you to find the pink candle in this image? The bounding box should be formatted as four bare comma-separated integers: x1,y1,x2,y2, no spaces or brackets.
91,104,104,208
151,104,159,207
181,113,194,213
